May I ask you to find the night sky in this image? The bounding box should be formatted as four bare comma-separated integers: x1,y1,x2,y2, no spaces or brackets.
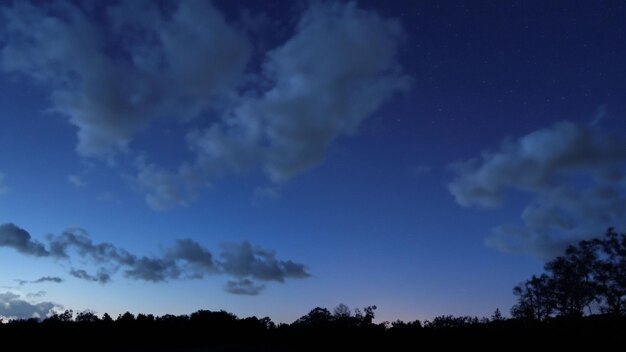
1,0,625,323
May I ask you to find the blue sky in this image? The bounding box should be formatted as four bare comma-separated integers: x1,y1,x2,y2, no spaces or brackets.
0,0,625,323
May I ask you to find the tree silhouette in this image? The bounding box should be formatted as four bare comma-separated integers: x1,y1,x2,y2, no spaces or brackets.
363,305,377,324
1,303,626,350
594,228,626,315
136,313,155,323
427,315,479,329
333,303,351,319
294,307,332,325
511,274,554,321
75,310,99,323
546,242,597,317
45,309,73,323
491,308,503,321
117,311,135,323
512,228,626,320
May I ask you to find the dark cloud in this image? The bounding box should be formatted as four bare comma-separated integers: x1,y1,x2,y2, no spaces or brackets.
220,241,310,282
0,292,60,320
0,223,309,294
48,228,136,264
17,276,63,286
33,276,62,284
124,257,180,282
47,229,183,282
137,2,410,209
69,269,111,284
224,279,265,296
448,121,626,257
0,223,50,257
169,238,218,273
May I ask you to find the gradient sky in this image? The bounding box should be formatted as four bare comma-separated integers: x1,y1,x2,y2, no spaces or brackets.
1,0,625,323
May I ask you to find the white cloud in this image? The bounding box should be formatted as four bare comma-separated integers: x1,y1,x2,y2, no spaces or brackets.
449,121,626,257
136,1,411,209
0,1,410,210
1,0,250,157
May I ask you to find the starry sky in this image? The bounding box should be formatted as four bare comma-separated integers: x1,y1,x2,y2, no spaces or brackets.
1,0,625,323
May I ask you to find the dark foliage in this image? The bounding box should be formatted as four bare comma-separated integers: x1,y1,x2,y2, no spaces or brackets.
512,228,626,320
1,304,625,351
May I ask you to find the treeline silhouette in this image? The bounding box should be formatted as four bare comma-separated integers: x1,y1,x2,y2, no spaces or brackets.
2,230,626,350
2,305,625,350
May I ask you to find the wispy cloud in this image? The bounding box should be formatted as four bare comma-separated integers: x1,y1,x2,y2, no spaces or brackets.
589,104,608,127
69,269,110,284
26,290,47,299
67,174,86,188
224,279,265,296
16,276,63,286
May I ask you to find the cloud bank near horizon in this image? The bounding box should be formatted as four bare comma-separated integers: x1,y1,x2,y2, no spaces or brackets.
0,291,60,321
0,222,310,295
